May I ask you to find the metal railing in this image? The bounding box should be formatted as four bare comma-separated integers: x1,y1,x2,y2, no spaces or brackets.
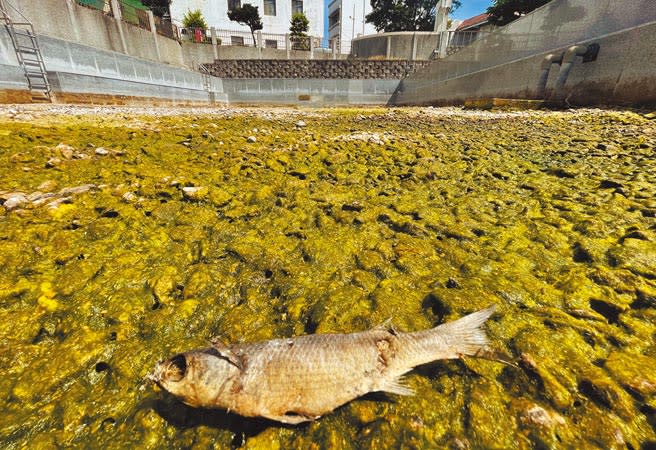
177,26,334,53
75,0,112,16
443,29,491,56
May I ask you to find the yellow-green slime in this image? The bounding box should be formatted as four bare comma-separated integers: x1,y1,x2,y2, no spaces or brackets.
0,107,655,449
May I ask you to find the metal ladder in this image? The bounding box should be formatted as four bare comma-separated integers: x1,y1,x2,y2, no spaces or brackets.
0,0,51,101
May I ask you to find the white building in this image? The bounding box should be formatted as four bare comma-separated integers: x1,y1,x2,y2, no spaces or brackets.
328,0,376,53
170,0,323,39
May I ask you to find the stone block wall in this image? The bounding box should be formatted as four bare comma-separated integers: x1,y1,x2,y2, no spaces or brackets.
205,60,432,79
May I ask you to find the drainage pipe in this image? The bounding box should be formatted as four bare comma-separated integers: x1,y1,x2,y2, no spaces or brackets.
537,52,563,99
553,45,591,101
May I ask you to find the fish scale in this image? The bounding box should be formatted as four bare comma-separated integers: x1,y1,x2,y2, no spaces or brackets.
151,305,496,424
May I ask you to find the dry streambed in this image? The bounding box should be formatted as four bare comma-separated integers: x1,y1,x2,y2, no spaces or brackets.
0,106,655,449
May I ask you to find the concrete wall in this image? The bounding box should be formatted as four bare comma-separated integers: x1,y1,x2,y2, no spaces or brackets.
7,0,185,67
393,0,656,107
222,78,400,105
1,25,399,106
352,32,441,60
0,25,223,104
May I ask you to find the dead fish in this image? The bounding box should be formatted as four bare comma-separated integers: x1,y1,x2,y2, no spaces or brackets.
150,305,496,424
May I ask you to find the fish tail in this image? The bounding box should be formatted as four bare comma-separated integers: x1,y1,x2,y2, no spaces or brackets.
432,304,496,357
395,305,496,368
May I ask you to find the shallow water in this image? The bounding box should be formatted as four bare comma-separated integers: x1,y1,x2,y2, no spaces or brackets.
0,106,655,449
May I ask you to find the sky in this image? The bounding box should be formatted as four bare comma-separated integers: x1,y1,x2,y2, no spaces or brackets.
322,0,494,38
451,0,494,20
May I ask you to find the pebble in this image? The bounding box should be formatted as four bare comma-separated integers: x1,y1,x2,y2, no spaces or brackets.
295,120,306,128
46,157,62,168
95,147,110,156
247,136,257,143
3,193,29,211
122,192,138,203
55,143,74,159
521,404,565,428
182,186,208,201
59,184,96,196
38,180,57,191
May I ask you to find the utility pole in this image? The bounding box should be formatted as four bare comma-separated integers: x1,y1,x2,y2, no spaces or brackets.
434,0,452,32
434,0,452,58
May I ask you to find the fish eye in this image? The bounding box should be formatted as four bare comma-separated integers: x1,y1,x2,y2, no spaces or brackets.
166,354,187,381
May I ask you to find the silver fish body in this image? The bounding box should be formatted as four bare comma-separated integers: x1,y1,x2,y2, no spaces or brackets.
151,305,495,424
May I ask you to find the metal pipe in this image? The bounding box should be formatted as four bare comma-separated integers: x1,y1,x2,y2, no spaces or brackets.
553,45,590,101
537,52,563,99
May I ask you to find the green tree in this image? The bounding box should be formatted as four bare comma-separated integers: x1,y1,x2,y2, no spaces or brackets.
141,0,170,17
366,0,461,32
182,9,208,29
290,12,310,50
487,0,552,26
228,4,263,47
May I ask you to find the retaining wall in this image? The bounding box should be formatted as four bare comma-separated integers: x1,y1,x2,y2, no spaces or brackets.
205,60,431,80
221,79,400,105
6,0,185,67
352,32,441,60
393,0,656,106
0,27,223,104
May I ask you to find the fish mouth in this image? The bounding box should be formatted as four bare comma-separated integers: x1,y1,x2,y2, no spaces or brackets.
146,360,165,384
148,355,187,385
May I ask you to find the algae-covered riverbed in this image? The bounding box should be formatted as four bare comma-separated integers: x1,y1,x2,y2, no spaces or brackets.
0,105,655,449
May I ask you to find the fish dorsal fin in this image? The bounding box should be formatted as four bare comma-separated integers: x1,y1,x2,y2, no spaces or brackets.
379,376,414,396
374,318,398,335
209,337,243,370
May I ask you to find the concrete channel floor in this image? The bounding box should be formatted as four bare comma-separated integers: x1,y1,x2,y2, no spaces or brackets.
0,104,655,449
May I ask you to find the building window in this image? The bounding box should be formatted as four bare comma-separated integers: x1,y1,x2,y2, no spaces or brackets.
292,0,303,14
264,0,276,16
329,9,340,29
227,0,241,10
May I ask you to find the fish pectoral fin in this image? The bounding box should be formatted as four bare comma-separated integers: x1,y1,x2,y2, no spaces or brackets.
270,411,319,425
378,377,414,396
209,336,243,370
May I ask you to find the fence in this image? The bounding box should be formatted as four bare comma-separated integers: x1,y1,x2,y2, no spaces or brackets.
441,30,491,56
75,0,112,15
178,26,334,54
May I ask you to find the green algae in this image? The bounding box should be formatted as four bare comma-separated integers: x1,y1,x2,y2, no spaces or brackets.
0,107,655,449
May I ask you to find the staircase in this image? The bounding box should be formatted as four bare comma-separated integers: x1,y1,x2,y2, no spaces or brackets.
0,0,51,101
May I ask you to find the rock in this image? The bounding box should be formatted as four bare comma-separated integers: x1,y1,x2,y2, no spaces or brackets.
295,120,306,128
59,184,96,196
2,193,28,211
121,192,137,203
95,147,110,156
644,112,656,120
10,152,34,163
520,404,566,428
247,136,257,143
46,197,72,210
182,186,208,201
56,143,74,159
45,157,62,168
37,180,57,191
